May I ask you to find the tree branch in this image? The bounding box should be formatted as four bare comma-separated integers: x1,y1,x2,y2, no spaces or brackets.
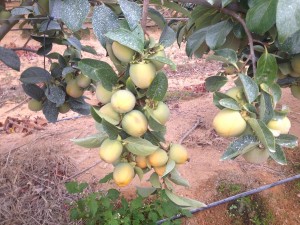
141,0,150,33
11,47,37,53
0,0,34,41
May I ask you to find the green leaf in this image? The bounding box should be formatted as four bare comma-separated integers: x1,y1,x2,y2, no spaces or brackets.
247,118,276,152
82,45,97,55
159,26,176,48
213,91,229,109
45,85,65,107
119,0,142,30
214,48,238,67
150,0,191,17
91,107,102,123
67,36,82,50
71,133,107,148
65,182,88,194
92,5,120,48
255,51,278,85
124,137,159,156
136,187,156,197
148,56,176,70
269,144,287,165
134,167,144,181
148,115,166,132
22,84,45,101
205,76,228,92
148,7,166,29
87,198,98,217
20,67,51,84
61,0,90,32
276,134,298,148
246,0,278,35
162,159,176,177
146,71,168,101
260,83,282,105
99,172,113,183
78,59,118,91
277,0,300,43
107,188,120,200
169,169,190,187
239,74,259,103
101,119,121,140
0,46,20,71
106,28,144,53
186,28,208,57
221,135,259,160
42,100,59,123
278,30,300,54
259,91,274,124
150,172,161,188
222,0,233,7
164,190,206,209
219,98,241,110
205,20,233,49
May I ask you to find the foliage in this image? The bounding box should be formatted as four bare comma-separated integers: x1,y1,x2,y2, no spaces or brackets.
65,182,192,225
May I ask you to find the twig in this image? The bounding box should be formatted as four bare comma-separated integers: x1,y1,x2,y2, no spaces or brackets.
5,98,29,113
141,0,150,34
179,117,203,144
62,161,102,182
11,47,37,53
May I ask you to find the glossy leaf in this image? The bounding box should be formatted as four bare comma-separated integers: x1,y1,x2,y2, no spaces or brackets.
186,28,208,57
68,97,90,115
22,84,45,101
165,190,206,209
247,118,276,152
255,51,278,85
162,159,176,177
119,0,142,30
221,135,259,160
91,106,102,123
148,7,167,29
105,28,144,53
78,59,118,91
205,76,228,92
101,119,121,140
278,29,300,54
148,56,176,70
213,92,229,110
260,83,282,105
150,173,161,188
259,91,274,124
276,134,298,148
124,137,159,156
269,144,287,165
92,5,119,48
239,74,259,103
20,67,51,84
146,71,168,101
71,133,107,148
61,0,90,32
169,169,190,187
246,0,278,35
136,187,156,198
45,85,65,107
219,98,241,110
67,36,82,50
42,100,59,123
99,172,113,183
159,26,176,48
0,47,21,71
277,0,300,43
205,20,233,49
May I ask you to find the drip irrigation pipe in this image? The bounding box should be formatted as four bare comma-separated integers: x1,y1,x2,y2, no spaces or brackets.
156,173,300,224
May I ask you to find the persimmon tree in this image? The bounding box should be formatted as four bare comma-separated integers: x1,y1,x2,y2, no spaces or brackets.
0,0,299,223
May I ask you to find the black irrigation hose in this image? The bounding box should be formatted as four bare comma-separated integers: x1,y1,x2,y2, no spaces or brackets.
156,173,300,224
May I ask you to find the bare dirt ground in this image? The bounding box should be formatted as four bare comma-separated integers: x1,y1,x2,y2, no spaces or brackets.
1,28,300,225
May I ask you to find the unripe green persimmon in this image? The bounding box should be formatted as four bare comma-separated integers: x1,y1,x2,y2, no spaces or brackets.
224,65,236,75
291,54,300,74
66,80,83,98
99,103,121,125
111,90,136,113
148,149,168,167
226,87,245,102
112,42,135,63
64,73,74,83
169,144,188,164
99,139,123,164
242,147,269,164
213,109,247,137
76,74,91,88
95,83,114,104
38,0,49,15
28,99,43,112
0,11,11,24
58,103,70,114
267,117,291,135
151,102,170,125
129,62,156,89
113,163,135,187
291,85,300,99
151,49,166,71
122,110,148,137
